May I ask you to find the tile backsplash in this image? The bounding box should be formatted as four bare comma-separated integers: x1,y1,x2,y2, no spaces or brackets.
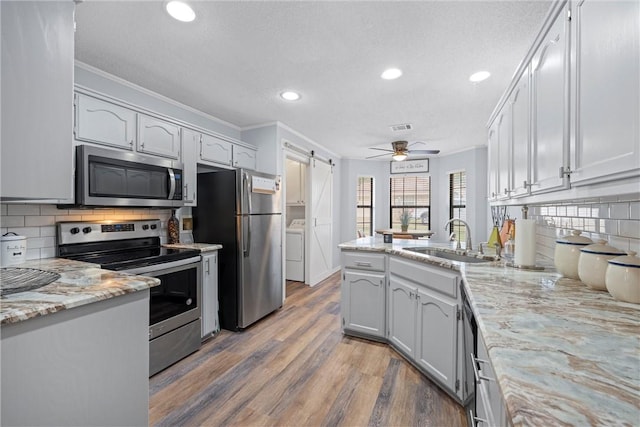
530,194,640,260
0,204,176,261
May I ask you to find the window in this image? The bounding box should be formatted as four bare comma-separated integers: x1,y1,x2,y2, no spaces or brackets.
449,171,467,242
390,175,431,230
356,176,373,237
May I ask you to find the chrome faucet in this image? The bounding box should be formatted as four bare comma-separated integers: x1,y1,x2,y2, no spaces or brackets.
444,218,472,251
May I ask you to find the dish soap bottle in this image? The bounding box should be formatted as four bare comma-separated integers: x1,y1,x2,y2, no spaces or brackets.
503,226,515,260
168,210,180,244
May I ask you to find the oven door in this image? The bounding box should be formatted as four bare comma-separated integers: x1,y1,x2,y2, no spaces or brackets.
124,256,201,340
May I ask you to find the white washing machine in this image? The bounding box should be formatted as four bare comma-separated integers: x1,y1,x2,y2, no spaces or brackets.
286,219,305,281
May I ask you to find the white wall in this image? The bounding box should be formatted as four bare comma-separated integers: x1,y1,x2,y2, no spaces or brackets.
75,63,241,140
339,147,489,247
432,146,488,246
241,122,343,270
242,124,279,175
340,159,390,242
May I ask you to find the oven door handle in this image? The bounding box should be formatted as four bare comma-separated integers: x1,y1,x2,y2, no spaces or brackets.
122,256,201,275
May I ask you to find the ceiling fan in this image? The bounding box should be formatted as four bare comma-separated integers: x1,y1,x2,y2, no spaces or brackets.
366,140,440,161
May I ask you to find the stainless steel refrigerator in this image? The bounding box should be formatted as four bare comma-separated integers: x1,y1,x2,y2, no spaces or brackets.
193,169,283,331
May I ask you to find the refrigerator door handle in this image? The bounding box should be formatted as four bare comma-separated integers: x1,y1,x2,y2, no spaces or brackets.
245,215,251,258
243,172,252,215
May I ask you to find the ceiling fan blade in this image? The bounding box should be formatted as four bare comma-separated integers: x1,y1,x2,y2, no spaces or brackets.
365,152,392,159
408,149,440,155
368,147,394,152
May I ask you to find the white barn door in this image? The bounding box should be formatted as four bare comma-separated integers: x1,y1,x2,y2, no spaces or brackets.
307,159,333,286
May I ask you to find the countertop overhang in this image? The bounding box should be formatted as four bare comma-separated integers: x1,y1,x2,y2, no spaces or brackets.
340,236,640,426
1,258,160,325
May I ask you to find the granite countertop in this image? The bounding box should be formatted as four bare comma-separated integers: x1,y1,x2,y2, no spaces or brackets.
1,258,160,326
340,236,640,426
163,243,222,253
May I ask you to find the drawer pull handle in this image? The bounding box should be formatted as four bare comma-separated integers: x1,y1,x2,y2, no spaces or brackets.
355,262,372,267
469,409,488,426
470,353,494,382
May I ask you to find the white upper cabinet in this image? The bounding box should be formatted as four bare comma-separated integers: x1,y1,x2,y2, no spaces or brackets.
181,128,199,206
75,94,137,150
510,69,531,198
531,5,569,194
489,0,638,203
1,1,75,201
137,114,181,159
285,158,306,205
232,145,257,170
496,109,512,200
569,0,640,186
200,134,233,166
487,125,500,201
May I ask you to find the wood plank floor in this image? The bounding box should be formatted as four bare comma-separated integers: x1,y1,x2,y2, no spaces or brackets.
149,273,467,427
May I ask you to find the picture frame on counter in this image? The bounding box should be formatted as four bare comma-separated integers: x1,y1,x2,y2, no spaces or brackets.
390,158,429,174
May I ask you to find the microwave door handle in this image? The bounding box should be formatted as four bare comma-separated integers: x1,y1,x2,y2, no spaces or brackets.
167,168,176,200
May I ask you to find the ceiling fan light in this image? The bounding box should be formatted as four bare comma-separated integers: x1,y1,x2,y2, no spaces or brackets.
392,152,408,162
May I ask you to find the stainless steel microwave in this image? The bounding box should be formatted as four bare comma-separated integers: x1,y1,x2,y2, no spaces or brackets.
74,145,185,208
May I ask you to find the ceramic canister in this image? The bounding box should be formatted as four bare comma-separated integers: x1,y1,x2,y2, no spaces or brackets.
605,251,640,304
1,233,27,267
554,231,593,279
578,240,625,290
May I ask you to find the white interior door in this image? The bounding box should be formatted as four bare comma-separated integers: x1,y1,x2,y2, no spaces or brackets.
307,159,333,286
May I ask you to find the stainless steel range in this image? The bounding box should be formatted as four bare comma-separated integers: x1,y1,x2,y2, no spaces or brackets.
57,219,201,376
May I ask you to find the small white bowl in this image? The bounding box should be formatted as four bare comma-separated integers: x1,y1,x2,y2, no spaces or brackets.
578,240,624,291
606,251,640,304
554,231,592,279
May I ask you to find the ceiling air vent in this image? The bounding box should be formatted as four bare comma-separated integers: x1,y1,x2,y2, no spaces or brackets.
390,123,412,132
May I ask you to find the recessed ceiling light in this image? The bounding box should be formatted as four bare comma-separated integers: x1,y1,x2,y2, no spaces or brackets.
280,91,301,101
469,71,491,82
381,68,403,80
166,1,196,22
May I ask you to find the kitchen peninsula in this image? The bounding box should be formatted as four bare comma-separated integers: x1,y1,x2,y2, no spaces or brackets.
339,236,640,426
1,258,159,426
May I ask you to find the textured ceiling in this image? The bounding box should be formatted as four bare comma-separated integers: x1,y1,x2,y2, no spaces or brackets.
74,1,551,159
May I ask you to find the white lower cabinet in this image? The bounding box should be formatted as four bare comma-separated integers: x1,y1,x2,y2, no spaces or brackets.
387,277,417,357
474,333,509,427
1,290,150,426
341,252,386,339
415,287,458,392
388,255,464,399
201,251,219,339
340,250,473,403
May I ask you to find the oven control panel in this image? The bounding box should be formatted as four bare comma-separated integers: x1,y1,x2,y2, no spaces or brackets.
101,223,135,233
58,219,163,245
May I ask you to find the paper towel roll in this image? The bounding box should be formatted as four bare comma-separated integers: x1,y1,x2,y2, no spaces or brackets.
514,219,536,266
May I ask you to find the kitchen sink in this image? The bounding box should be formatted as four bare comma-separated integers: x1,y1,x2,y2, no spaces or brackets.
403,247,494,264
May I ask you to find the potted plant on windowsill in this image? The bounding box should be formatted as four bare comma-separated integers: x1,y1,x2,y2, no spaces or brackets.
400,210,411,232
